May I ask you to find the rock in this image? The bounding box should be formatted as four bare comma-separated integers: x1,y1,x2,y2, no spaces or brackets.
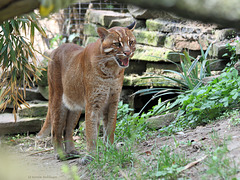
146,19,169,31
83,23,99,37
0,113,44,135
38,86,49,100
164,34,207,51
202,75,220,85
147,111,178,129
214,29,236,41
109,17,135,28
133,29,166,47
83,36,99,46
19,88,46,101
127,5,176,20
234,61,240,74
209,42,229,58
132,44,181,62
209,59,229,71
85,9,132,27
18,101,48,118
123,73,180,87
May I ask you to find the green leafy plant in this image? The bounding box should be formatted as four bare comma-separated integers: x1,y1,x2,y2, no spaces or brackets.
167,67,240,132
0,14,46,117
222,41,239,68
134,43,212,114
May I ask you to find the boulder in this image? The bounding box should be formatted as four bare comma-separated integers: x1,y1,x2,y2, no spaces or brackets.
133,30,166,47
0,113,44,135
132,44,181,62
147,111,178,129
85,9,132,27
18,101,48,118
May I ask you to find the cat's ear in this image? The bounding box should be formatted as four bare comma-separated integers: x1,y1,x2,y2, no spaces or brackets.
97,27,109,41
126,21,136,31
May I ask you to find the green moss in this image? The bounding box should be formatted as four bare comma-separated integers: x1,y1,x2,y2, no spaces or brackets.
134,30,166,47
146,19,167,31
83,23,99,37
132,45,180,62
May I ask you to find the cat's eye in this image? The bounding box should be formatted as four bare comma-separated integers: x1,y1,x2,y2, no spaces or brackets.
129,40,134,46
114,42,121,47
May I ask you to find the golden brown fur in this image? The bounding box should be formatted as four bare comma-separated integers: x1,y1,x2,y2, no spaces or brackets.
36,23,136,162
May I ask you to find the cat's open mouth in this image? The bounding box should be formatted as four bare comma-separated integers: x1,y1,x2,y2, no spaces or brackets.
115,57,129,68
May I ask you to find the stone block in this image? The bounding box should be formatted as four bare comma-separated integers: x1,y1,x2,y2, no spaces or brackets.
209,59,229,71
123,72,179,87
109,17,135,28
18,101,48,118
85,9,132,27
127,5,176,20
164,34,207,51
133,30,166,47
214,29,236,41
132,45,180,62
146,19,168,31
83,23,99,37
147,111,178,129
19,88,45,101
209,42,228,58
0,113,44,135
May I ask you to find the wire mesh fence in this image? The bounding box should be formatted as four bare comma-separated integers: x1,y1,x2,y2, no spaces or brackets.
61,0,127,44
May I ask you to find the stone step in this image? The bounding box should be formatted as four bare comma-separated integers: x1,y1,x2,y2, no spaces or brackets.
146,18,214,34
0,113,44,135
18,101,48,118
132,44,181,62
85,9,133,28
123,72,180,87
133,29,166,47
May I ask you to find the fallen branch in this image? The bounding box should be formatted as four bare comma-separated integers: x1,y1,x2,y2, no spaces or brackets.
28,148,54,156
178,155,208,173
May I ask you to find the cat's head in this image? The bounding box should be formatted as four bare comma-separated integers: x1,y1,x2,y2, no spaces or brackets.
97,22,136,68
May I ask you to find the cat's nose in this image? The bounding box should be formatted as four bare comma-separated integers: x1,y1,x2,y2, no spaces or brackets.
124,51,131,56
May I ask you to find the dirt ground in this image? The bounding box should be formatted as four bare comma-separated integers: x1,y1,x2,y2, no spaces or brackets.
1,115,240,180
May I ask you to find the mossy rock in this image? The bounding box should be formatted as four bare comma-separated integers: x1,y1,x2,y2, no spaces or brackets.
133,29,166,47
18,101,48,118
83,23,99,37
146,19,168,31
132,45,180,62
123,73,180,87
